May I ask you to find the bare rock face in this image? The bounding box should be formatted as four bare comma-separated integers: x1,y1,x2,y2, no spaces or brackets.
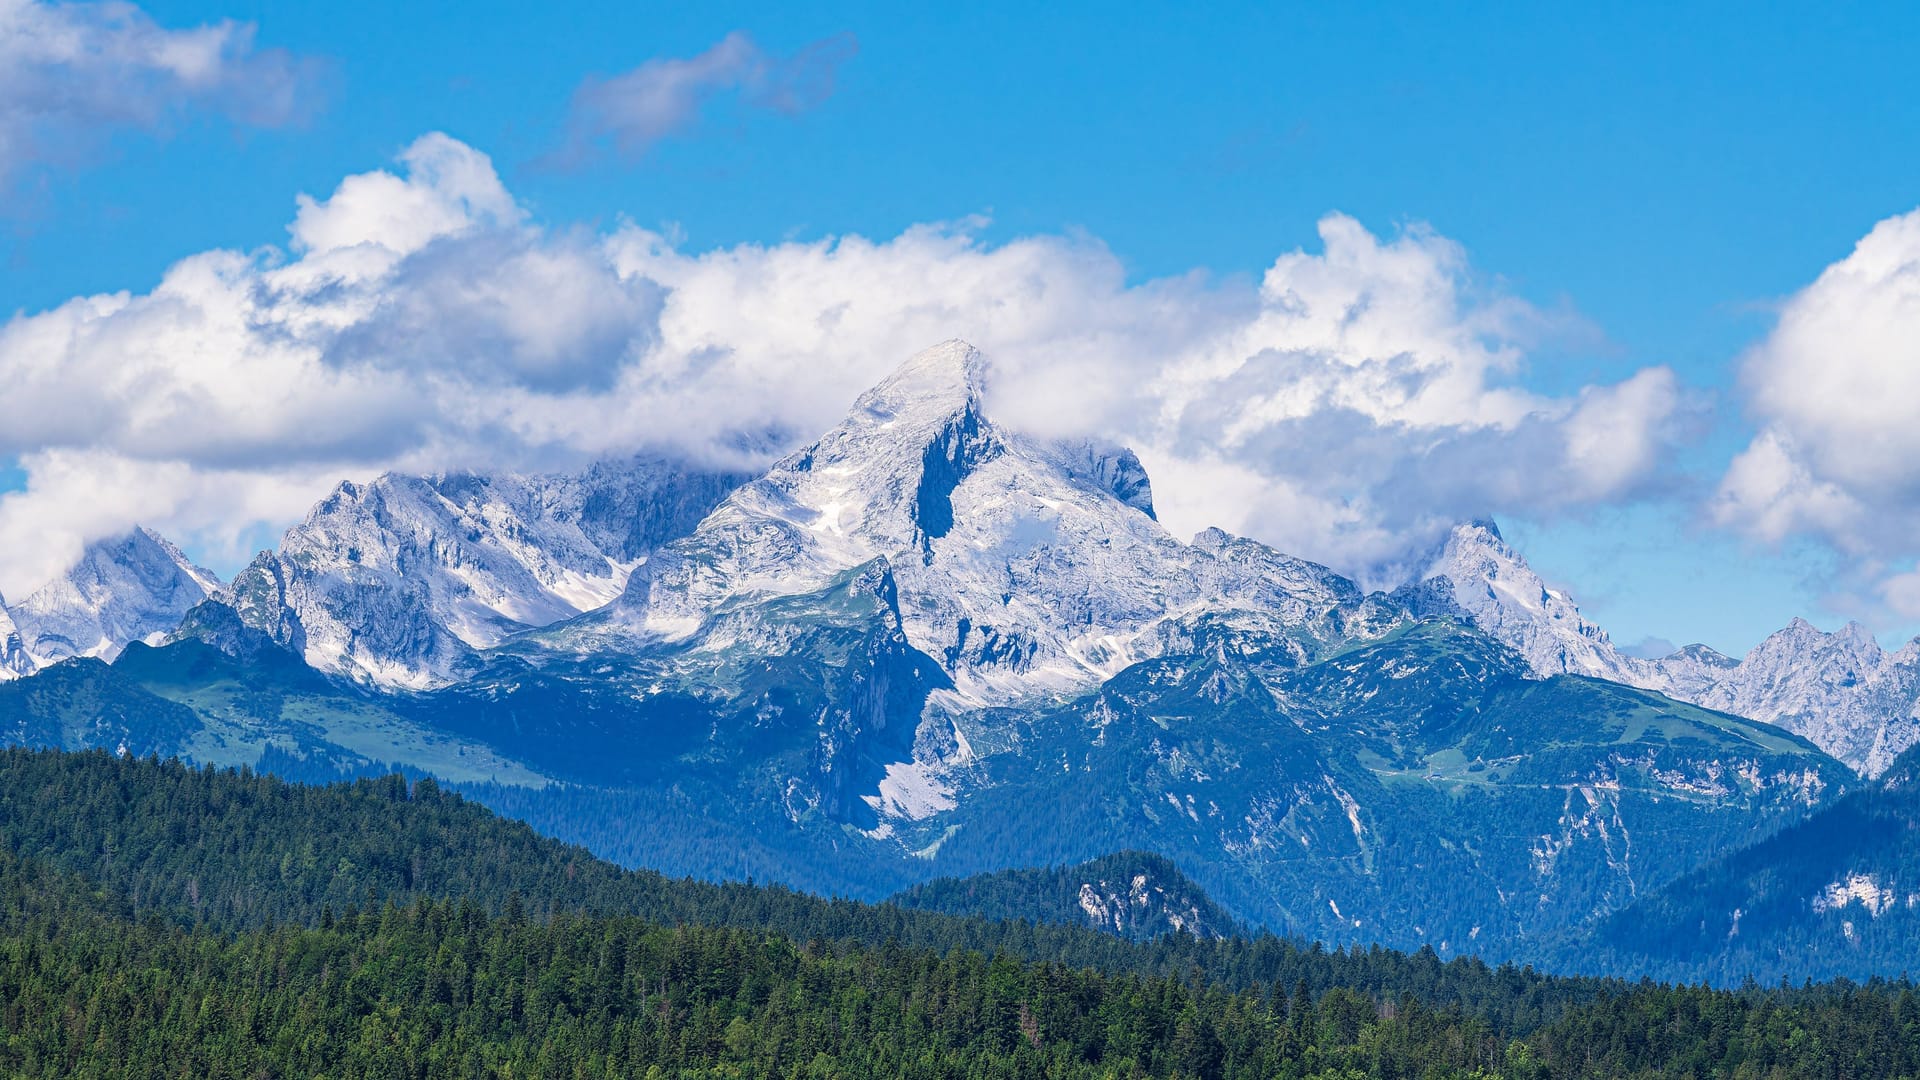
0,602,29,681
1664,622,1920,778
1395,520,1638,684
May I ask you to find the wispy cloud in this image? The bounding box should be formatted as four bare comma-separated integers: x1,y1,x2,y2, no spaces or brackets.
0,0,322,186
556,30,857,164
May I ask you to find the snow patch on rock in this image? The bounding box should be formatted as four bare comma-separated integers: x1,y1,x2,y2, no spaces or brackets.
865,760,958,821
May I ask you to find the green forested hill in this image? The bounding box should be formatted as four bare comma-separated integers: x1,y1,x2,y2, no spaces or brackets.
889,851,1241,941
924,620,1849,957
0,748,1918,1077
5,889,1918,1080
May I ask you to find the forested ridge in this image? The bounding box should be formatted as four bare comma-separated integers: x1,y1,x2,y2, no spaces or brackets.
888,852,1242,942
2,748,1918,1077
1577,744,1920,984
0,749,1601,1024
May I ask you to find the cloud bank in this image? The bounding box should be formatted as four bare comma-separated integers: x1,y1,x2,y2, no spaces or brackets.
0,0,319,184
1713,206,1920,619
0,133,1685,598
559,30,857,163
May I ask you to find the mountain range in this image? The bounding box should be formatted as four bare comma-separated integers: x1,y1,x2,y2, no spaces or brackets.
1407,519,1920,777
1,339,1916,982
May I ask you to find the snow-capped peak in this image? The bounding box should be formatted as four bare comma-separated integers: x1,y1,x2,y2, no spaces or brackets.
1397,524,1920,776
853,337,988,422
774,339,1000,549
602,342,1383,702
1666,617,1920,777
1,526,222,670
182,453,752,689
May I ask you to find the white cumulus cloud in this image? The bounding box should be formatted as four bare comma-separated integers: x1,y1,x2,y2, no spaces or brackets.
0,132,1686,599
1711,206,1920,618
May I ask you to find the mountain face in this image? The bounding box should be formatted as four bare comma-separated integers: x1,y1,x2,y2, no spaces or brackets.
0,528,221,679
1662,620,1920,778
1580,745,1920,984
1396,520,1638,684
179,456,750,689
911,617,1844,955
546,341,1391,705
0,340,1874,976
1400,522,1920,777
0,604,29,680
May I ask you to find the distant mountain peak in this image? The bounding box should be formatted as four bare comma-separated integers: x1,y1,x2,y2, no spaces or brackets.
1839,620,1881,646
1394,518,1635,684
1675,615,1920,776
1190,526,1232,549
1,527,222,671
1376,522,1920,775
754,340,1006,552
1757,617,1886,665
591,342,1380,702
183,454,753,689
1669,643,1738,666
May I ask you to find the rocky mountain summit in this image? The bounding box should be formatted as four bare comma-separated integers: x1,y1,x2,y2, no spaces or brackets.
1396,519,1638,684
176,456,750,688
5,342,1915,781
0,341,1872,968
0,528,220,679
1398,520,1920,776
555,340,1395,706
1656,620,1920,778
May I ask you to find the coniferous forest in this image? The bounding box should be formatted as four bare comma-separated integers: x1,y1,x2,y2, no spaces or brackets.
0,749,1918,1077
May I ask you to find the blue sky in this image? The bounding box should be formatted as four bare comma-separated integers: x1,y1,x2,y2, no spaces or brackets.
3,1,1919,655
